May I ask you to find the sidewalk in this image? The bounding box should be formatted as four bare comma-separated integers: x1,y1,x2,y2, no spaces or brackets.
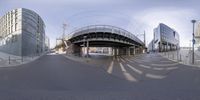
159,49,200,67
0,51,43,67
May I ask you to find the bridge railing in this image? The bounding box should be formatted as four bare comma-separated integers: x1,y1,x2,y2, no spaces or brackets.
65,25,144,45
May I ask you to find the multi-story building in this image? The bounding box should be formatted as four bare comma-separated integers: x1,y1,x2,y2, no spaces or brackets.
148,40,155,52
0,8,46,56
195,22,200,50
45,35,50,51
153,23,179,52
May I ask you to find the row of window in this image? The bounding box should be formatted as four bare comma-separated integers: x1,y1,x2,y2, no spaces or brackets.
0,35,18,46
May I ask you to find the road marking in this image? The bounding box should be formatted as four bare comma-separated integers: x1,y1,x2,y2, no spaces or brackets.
120,58,125,62
107,61,114,74
152,67,165,71
119,63,126,72
166,67,178,70
119,63,137,82
125,59,134,63
127,64,143,74
145,73,166,79
117,57,119,61
139,64,151,69
160,61,173,63
151,63,179,67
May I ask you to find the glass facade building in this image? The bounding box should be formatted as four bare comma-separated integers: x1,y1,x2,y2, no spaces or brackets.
153,23,179,52
0,8,46,56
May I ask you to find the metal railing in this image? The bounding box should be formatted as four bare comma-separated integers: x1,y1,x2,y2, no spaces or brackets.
64,25,144,45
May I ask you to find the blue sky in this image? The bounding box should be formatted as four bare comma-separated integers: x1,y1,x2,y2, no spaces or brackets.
0,0,200,48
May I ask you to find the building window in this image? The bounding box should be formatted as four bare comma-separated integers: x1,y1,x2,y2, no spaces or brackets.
15,23,17,31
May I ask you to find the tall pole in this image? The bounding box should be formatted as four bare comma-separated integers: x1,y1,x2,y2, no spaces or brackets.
144,31,146,47
191,20,196,64
63,23,67,39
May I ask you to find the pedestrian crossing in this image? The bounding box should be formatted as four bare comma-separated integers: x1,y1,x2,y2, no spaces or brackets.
106,55,179,82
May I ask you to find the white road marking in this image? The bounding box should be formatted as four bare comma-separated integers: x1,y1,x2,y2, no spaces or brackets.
151,63,178,67
139,64,151,69
117,57,119,61
127,64,143,75
145,73,166,79
107,61,114,74
152,67,165,71
160,61,173,63
119,63,137,82
120,58,125,62
126,59,134,63
166,67,178,70
119,63,126,72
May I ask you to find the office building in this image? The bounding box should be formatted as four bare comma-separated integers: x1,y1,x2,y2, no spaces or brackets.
0,8,46,56
153,23,179,52
195,22,200,50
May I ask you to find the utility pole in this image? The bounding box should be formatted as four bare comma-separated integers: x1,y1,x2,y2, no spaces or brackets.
191,20,196,64
63,23,67,39
144,31,146,47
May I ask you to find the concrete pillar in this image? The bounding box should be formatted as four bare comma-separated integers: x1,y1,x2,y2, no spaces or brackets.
113,47,118,56
86,41,89,57
167,42,168,52
133,46,136,55
126,47,130,56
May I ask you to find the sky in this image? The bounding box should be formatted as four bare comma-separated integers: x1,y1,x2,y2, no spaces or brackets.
0,0,200,48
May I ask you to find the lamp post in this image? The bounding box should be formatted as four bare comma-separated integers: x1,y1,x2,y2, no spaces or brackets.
191,20,196,64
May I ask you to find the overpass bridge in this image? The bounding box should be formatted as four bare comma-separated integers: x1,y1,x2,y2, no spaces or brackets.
64,25,145,56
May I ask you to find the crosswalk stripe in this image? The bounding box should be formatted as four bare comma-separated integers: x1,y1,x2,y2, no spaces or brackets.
119,63,126,72
145,73,166,79
166,67,178,70
151,63,178,67
119,63,137,82
139,64,151,69
124,72,137,82
107,61,114,74
127,64,143,74
120,58,125,62
152,67,165,71
117,57,119,61
126,59,134,63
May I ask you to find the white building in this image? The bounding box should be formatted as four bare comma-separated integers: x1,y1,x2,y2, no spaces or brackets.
45,35,50,51
0,8,46,56
195,22,200,50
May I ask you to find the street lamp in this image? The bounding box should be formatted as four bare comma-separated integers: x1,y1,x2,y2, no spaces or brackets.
191,19,196,64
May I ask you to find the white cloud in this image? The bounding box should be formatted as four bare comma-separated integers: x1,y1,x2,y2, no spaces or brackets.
127,7,198,47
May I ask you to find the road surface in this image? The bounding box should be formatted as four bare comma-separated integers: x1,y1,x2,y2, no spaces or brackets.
0,53,200,100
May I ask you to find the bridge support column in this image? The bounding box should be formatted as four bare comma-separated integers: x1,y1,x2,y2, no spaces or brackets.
71,44,81,56
133,46,136,55
126,47,130,56
86,41,89,57
113,47,118,56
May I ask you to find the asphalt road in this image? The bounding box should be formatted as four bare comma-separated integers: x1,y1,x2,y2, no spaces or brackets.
0,53,200,100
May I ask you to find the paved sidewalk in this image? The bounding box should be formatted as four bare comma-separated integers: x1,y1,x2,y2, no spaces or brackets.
159,49,200,68
0,51,42,67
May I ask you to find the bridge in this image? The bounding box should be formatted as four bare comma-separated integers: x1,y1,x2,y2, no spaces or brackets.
65,25,145,56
